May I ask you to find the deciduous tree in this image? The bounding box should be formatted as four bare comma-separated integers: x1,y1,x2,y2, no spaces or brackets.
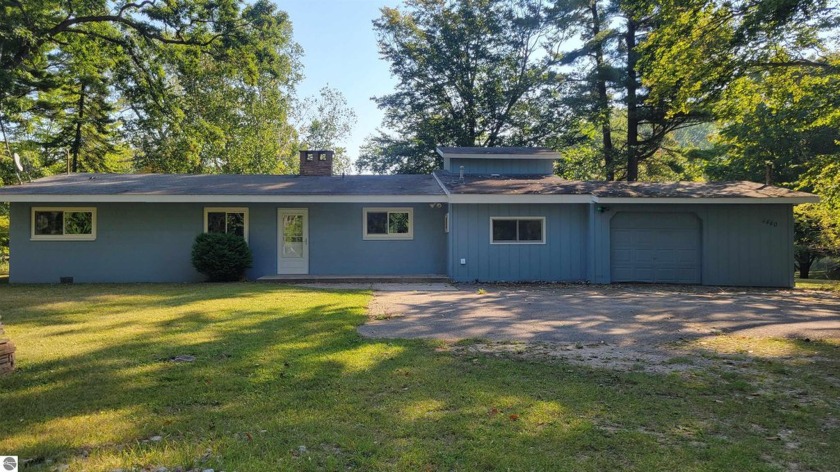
358,0,571,174
0,0,301,179
296,87,357,175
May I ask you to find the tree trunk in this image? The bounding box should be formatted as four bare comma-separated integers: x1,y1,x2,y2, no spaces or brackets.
799,260,812,279
795,252,818,279
625,17,640,181
0,114,22,184
590,1,614,181
71,83,86,173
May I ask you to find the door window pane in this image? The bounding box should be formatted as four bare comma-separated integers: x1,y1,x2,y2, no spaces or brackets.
283,214,303,258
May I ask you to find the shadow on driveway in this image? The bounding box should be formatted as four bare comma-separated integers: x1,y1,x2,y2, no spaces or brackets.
358,284,840,344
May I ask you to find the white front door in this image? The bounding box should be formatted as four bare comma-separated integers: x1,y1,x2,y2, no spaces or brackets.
277,208,309,274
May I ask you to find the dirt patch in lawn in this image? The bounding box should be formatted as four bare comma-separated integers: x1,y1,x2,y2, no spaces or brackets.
447,341,693,374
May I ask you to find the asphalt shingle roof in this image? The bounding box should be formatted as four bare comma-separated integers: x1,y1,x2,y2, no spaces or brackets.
0,173,445,196
433,171,816,199
0,171,817,201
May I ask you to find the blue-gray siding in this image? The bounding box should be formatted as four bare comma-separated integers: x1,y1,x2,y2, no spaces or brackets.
10,202,447,283
10,200,795,287
444,157,554,175
450,202,793,287
302,203,446,276
448,203,589,282
11,203,204,283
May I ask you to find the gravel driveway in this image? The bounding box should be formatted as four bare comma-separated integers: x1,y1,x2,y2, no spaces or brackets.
358,284,840,344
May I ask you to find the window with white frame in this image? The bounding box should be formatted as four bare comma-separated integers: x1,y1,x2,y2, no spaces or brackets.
204,207,249,240
363,207,413,240
31,207,97,240
490,217,545,244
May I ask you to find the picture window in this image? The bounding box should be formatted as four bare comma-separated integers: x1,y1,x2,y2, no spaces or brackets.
490,217,545,244
31,208,96,240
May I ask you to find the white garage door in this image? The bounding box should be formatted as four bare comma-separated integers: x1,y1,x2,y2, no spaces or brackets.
610,212,701,284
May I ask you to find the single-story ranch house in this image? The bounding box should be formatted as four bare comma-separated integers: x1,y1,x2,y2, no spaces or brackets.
0,147,817,286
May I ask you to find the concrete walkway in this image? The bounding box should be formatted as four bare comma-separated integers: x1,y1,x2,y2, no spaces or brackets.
295,282,457,292
358,284,840,344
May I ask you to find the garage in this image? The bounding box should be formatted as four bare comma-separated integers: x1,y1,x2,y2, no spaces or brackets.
610,212,702,284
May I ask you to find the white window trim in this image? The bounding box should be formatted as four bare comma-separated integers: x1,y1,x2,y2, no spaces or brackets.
363,207,414,240
204,207,249,242
31,207,97,241
490,216,547,245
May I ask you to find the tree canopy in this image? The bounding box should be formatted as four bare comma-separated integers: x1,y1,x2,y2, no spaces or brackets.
357,0,571,174
358,0,839,183
0,0,302,180
295,86,358,175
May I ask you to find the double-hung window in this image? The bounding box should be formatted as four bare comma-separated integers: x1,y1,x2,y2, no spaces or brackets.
490,217,546,244
363,208,413,240
31,207,96,240
204,207,249,241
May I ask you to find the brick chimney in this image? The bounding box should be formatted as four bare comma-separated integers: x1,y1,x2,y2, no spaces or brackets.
299,150,334,176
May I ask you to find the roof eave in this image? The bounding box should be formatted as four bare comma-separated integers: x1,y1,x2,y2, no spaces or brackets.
1,193,818,205
447,194,592,204
0,194,449,203
592,196,820,205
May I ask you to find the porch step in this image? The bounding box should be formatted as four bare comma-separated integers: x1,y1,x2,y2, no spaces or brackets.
257,274,451,284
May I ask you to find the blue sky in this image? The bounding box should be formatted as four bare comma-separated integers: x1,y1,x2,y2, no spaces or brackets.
278,0,401,163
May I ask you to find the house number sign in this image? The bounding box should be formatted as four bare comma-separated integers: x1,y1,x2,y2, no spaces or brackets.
762,218,779,227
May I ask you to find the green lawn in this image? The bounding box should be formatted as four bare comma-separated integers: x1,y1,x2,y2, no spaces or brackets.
796,277,840,292
1,284,838,471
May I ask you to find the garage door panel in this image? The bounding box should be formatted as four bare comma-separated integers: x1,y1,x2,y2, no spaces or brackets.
676,269,698,282
635,248,656,260
674,249,697,264
635,267,655,280
610,212,701,284
656,268,677,281
612,249,633,264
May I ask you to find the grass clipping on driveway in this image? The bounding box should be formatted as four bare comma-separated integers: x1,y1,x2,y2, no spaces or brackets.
0,284,838,471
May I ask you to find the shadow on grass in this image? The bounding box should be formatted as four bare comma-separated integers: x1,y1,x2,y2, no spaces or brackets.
0,283,838,471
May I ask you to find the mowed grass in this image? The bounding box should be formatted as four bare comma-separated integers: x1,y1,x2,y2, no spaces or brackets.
796,277,840,292
1,284,839,471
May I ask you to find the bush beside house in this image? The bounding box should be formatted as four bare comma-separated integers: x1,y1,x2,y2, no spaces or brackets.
0,213,9,275
191,233,253,282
